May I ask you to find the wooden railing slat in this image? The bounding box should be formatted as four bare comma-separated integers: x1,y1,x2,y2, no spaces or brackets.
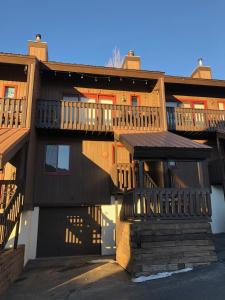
121,187,211,221
36,100,162,132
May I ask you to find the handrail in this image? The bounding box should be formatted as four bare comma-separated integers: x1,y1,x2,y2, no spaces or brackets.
36,99,162,132
121,187,211,221
144,173,158,188
167,107,225,131
0,182,24,250
0,98,26,128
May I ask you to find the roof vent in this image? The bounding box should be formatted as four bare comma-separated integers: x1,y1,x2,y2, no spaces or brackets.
36,34,42,42
198,58,203,66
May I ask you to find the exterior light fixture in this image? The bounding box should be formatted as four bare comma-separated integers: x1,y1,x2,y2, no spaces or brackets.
68,72,71,77
145,80,148,85
94,77,98,82
108,77,111,82
81,74,84,79
132,80,135,84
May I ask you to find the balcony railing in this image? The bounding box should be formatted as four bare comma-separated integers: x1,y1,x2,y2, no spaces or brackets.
36,100,162,132
111,163,135,192
121,188,211,221
167,107,225,132
0,98,26,128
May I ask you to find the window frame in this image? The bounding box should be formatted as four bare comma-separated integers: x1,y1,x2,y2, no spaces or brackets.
44,144,71,175
3,84,18,99
130,94,140,107
178,98,208,109
62,93,116,104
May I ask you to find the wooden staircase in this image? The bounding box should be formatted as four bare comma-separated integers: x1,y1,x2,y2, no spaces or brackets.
0,181,24,251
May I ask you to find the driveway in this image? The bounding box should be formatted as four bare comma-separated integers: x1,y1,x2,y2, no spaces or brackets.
2,234,225,300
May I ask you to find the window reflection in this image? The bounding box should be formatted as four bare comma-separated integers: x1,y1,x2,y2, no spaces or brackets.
45,145,70,173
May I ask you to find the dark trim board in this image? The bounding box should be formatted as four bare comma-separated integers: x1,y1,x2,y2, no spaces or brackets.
37,206,102,257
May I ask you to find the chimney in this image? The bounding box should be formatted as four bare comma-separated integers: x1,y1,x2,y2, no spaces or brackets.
122,50,141,70
28,34,48,61
191,58,212,79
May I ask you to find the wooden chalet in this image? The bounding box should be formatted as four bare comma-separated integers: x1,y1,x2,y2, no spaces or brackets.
0,35,224,283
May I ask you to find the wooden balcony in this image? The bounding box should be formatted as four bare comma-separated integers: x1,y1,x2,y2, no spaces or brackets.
167,107,225,132
0,98,26,128
121,188,211,221
36,100,162,132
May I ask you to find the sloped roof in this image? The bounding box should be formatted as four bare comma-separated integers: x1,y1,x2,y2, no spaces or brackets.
0,128,29,169
119,131,211,159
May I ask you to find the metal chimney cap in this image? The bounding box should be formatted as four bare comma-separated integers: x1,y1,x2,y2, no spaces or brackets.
198,58,203,66
36,34,42,41
128,50,135,56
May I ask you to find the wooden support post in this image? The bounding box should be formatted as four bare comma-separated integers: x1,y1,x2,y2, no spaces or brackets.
13,214,21,250
216,134,225,196
139,161,144,188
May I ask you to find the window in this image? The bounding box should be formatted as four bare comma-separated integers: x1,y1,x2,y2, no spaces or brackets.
218,102,225,110
166,101,178,108
193,103,205,109
4,86,16,98
45,145,70,173
182,102,191,109
63,95,79,102
131,96,138,106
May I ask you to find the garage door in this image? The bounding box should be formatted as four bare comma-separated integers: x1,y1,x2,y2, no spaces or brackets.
37,206,101,257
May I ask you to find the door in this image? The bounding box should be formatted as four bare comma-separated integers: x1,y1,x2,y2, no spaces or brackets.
37,206,101,257
99,96,113,127
80,96,96,126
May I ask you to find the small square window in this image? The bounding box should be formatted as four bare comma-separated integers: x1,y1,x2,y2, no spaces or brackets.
45,145,70,173
4,86,16,98
131,96,138,106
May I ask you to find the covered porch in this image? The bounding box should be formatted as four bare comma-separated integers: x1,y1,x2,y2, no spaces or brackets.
114,131,216,276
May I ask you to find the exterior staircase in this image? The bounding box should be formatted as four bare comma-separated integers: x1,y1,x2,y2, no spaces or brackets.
0,181,24,251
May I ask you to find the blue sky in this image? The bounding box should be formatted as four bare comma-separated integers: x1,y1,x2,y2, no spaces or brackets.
1,0,225,79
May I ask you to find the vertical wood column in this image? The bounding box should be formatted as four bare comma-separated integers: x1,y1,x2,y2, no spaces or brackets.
157,77,167,131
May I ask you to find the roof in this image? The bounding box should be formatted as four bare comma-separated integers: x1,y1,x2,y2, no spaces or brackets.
119,131,211,159
0,128,29,169
42,61,164,80
165,75,225,88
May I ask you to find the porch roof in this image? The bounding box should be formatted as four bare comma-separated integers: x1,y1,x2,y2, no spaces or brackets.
119,131,211,160
0,128,29,169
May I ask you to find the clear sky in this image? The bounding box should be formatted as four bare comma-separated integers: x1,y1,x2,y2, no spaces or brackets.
1,0,225,79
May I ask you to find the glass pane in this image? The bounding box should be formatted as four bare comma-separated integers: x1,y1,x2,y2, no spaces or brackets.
183,102,191,108
4,87,15,98
58,145,70,172
45,145,58,172
218,103,224,110
63,95,79,102
131,96,138,106
194,103,204,109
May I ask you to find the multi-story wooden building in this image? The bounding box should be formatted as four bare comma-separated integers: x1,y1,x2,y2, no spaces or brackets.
0,35,224,276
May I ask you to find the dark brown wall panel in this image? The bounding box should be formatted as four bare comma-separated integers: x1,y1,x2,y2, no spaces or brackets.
34,136,112,206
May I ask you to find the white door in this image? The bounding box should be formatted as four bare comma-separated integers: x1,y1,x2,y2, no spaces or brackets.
80,97,96,125
99,99,113,126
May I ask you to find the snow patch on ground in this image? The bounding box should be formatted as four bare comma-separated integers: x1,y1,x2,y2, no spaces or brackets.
132,267,193,283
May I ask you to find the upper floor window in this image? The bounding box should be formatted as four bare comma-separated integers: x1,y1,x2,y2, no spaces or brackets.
45,145,70,173
63,95,79,102
182,102,191,109
218,102,225,110
193,103,205,109
131,96,138,106
4,86,16,98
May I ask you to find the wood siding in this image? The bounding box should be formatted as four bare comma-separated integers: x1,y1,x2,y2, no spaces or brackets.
40,80,160,107
0,64,27,99
34,137,113,206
